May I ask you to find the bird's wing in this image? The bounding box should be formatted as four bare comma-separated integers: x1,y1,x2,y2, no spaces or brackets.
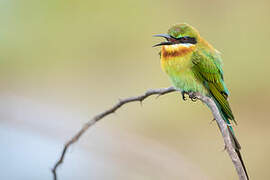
191,49,235,121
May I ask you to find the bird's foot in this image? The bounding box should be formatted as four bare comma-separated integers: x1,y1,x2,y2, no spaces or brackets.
181,91,188,101
181,91,199,102
188,92,198,102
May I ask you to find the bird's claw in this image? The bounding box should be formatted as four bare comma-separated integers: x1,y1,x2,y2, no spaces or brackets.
181,91,188,101
181,91,198,102
188,92,197,102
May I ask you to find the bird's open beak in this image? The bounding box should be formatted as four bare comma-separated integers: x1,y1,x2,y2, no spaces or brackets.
152,34,173,47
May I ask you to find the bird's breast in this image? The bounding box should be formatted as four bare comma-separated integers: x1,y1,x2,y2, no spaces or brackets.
161,43,196,74
160,44,207,94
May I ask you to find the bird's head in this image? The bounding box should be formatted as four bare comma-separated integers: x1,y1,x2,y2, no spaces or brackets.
153,23,200,47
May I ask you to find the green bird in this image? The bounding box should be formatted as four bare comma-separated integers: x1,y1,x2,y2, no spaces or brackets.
153,23,248,179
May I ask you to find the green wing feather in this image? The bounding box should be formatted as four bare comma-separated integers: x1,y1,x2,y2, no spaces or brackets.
191,49,235,123
191,49,249,179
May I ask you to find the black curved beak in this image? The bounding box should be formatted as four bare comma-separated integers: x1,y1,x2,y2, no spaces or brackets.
152,33,172,47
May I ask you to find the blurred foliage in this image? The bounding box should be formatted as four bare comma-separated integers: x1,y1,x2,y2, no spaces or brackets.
0,0,269,179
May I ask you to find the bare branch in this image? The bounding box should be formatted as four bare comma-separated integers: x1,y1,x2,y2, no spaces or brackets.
51,87,176,180
52,87,248,180
196,93,248,180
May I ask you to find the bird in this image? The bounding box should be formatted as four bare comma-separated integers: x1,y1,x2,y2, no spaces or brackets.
153,23,248,179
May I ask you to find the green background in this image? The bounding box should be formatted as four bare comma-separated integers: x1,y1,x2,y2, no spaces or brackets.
1,0,269,179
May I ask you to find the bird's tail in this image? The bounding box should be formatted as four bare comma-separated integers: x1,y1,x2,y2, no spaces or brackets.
212,99,249,180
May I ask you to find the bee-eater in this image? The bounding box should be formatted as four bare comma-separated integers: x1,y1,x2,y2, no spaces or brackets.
153,23,248,179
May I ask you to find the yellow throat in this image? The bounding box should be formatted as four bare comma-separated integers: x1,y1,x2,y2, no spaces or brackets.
161,43,196,73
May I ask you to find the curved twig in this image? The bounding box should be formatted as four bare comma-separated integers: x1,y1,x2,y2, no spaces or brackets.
52,87,176,180
52,87,248,180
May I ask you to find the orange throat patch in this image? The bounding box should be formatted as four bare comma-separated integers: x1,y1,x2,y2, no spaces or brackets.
161,44,196,59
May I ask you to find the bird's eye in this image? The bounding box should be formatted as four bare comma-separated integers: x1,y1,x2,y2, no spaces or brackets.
181,37,188,42
182,37,188,40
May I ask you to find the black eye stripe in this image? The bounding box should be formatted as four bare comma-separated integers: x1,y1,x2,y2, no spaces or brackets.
178,36,197,44
169,36,197,44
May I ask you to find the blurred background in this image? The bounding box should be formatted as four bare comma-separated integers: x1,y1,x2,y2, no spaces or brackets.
1,0,269,179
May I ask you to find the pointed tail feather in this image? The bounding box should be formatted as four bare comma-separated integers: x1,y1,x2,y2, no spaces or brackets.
212,98,249,180
227,121,249,180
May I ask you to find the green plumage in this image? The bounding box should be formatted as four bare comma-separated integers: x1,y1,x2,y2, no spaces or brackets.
190,49,235,123
156,23,248,179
